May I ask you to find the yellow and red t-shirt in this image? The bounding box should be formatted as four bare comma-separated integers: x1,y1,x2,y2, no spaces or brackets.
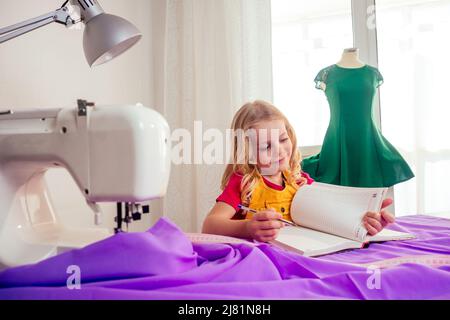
216,171,314,221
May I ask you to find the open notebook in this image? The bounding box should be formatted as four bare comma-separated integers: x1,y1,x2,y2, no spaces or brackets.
271,182,415,256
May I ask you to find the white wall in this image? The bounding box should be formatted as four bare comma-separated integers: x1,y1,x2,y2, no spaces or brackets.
0,0,161,232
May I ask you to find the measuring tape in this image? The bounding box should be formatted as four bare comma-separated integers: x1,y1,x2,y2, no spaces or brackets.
355,254,450,269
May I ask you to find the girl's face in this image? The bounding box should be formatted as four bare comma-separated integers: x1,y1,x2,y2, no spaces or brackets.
251,119,293,176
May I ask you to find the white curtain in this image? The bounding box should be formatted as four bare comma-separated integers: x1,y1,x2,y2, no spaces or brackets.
376,0,450,218
149,0,273,232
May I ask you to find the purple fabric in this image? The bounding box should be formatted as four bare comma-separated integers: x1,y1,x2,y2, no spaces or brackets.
0,215,449,300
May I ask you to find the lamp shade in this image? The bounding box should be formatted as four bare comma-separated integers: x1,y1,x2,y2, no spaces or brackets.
83,13,142,67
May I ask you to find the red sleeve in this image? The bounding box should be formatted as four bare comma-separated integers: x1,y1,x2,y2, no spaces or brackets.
298,171,314,185
216,173,243,211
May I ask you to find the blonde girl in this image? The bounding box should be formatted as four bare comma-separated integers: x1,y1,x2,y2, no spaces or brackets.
202,101,394,242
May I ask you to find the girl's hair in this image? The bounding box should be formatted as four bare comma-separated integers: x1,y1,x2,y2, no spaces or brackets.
221,100,307,206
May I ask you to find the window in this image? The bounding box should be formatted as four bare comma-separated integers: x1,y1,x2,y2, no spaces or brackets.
271,0,450,218
376,0,450,217
271,0,353,150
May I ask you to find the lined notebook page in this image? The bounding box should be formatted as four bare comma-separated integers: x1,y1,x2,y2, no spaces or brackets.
366,228,415,242
273,226,362,256
290,182,387,242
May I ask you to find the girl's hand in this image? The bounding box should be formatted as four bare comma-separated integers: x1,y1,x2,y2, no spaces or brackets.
245,208,284,242
363,198,396,236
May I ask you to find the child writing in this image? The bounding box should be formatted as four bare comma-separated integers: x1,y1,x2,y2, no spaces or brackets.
202,100,395,242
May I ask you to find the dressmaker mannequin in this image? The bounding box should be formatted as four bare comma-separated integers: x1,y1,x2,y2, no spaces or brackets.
303,48,415,189
336,48,366,68
318,48,366,90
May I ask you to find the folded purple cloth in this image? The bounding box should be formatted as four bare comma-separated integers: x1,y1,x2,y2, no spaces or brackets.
0,215,449,300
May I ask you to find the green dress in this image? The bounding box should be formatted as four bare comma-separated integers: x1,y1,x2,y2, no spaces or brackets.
301,64,414,188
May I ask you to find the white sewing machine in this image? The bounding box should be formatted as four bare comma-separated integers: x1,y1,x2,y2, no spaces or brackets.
0,101,171,267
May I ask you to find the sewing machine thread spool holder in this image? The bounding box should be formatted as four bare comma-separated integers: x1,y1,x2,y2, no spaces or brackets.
77,99,95,116
0,110,13,116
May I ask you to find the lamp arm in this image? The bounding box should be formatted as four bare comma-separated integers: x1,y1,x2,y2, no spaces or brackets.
0,7,74,44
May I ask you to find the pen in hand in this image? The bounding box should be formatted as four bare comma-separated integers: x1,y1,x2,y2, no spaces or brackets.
237,204,297,227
